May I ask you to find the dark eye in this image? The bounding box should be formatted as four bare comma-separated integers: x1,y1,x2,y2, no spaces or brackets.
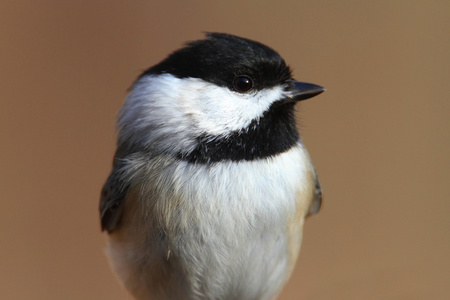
233,76,253,92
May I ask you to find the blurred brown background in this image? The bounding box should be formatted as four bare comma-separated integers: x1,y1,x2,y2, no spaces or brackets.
1,1,449,299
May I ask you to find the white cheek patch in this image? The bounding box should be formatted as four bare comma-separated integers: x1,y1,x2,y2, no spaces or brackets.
119,74,287,153
177,77,286,136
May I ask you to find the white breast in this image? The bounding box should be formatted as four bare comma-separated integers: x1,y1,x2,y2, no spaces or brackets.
107,145,313,300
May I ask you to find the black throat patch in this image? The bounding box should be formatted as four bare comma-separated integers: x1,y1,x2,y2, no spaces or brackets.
176,102,299,163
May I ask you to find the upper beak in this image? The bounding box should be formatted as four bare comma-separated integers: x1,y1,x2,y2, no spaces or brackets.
286,81,326,102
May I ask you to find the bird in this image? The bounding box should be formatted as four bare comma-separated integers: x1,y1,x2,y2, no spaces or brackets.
100,32,324,300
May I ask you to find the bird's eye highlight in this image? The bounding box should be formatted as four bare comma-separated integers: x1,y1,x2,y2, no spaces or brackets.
233,76,253,92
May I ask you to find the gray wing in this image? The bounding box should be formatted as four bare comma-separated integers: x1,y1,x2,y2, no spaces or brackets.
307,170,323,216
100,144,133,233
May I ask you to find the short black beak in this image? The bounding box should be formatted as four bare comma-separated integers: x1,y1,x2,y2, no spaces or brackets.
286,81,326,102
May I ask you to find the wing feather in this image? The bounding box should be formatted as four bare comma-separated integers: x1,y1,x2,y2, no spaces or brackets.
307,170,322,216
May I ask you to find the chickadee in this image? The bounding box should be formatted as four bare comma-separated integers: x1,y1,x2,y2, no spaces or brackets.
100,33,324,300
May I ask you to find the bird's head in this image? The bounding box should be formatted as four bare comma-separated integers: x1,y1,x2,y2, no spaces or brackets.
118,33,324,163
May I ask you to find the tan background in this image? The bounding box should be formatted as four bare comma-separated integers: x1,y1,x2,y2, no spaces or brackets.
1,1,449,299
